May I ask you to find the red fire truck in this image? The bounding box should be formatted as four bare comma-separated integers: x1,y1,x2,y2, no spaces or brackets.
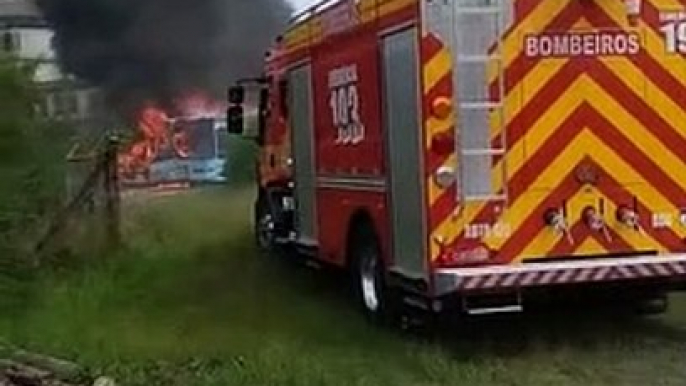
227,0,686,322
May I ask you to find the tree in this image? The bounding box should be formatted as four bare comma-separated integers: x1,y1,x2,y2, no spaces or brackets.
0,55,69,257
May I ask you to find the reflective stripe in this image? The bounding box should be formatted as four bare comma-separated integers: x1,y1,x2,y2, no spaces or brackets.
435,254,686,295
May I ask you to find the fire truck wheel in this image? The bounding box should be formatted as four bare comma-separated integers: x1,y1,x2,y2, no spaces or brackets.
351,226,396,325
254,198,276,253
633,293,669,316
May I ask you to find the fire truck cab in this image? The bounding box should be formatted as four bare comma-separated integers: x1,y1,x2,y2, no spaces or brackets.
227,0,686,322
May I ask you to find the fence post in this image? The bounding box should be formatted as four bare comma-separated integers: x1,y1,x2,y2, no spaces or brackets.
103,135,121,250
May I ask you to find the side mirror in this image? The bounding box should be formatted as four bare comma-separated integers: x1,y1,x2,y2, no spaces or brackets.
228,86,245,105
227,105,244,135
226,79,268,141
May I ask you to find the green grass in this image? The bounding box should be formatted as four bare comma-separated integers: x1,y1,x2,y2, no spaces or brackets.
1,186,685,385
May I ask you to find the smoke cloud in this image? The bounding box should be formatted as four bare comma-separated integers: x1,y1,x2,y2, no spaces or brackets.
35,0,293,117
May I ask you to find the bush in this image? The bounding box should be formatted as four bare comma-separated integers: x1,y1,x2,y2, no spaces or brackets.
0,57,69,253
0,56,71,310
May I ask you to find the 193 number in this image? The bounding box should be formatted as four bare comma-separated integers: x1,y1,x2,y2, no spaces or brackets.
661,20,686,53
330,84,365,145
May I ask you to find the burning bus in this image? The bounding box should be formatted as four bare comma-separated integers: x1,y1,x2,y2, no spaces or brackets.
118,97,228,189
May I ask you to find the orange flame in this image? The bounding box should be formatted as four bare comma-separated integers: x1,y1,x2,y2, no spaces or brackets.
118,104,171,181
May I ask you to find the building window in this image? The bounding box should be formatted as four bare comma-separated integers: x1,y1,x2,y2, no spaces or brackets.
2,31,21,53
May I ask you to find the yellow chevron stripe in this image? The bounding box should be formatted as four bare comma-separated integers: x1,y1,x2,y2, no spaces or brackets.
594,0,686,89
583,136,685,239
490,17,589,140
521,234,587,262
498,131,684,258
575,237,608,256
490,65,553,141
436,0,686,262
493,74,686,194
648,0,685,8
581,72,686,187
508,104,686,244
495,5,686,133
488,133,595,249
424,48,451,94
439,71,686,259
487,11,594,85
599,57,686,147
519,210,615,259
486,0,571,84
489,18,583,192
642,23,686,89
494,26,686,141
514,188,664,261
487,131,679,249
493,76,587,191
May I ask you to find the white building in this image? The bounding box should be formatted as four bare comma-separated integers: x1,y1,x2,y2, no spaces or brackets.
0,0,105,124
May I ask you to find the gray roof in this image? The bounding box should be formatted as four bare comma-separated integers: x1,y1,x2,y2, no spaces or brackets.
0,0,41,18
0,0,46,28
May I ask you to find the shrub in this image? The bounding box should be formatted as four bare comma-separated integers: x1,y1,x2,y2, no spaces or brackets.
0,56,71,310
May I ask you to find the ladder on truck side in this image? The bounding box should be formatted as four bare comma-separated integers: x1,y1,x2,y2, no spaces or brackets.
424,0,522,315
455,1,521,315
452,0,509,203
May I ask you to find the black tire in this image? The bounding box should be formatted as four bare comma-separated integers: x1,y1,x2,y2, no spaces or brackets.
254,196,277,254
633,293,669,316
350,223,397,325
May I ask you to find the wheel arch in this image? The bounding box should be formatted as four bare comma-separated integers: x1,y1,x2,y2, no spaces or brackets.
345,207,385,269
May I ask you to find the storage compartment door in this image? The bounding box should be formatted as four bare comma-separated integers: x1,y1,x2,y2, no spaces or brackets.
289,64,318,244
382,27,426,278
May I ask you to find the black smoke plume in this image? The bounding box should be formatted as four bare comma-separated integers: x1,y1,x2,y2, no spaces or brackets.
35,0,293,117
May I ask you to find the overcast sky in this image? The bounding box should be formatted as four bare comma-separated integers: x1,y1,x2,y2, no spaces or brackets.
289,0,319,12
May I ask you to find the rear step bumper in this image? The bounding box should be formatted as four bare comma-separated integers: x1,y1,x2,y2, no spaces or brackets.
434,255,686,296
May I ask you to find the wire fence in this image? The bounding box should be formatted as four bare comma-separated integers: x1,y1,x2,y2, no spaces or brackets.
33,134,122,264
